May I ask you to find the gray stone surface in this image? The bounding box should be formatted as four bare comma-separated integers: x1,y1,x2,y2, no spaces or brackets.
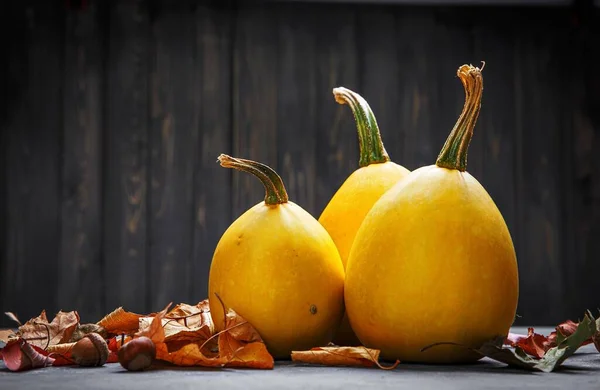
1,327,599,389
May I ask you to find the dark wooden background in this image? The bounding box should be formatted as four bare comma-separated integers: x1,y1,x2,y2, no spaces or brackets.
1,0,599,328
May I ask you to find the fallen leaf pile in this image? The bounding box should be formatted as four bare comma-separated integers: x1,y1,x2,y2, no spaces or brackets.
1,304,598,374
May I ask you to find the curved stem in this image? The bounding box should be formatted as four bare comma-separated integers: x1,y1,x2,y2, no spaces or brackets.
333,87,390,167
217,154,288,205
436,63,485,172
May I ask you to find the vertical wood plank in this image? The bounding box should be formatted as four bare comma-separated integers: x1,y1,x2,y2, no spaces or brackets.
513,13,566,324
232,4,279,218
432,9,480,178
472,12,518,287
565,9,600,320
148,2,196,309
357,8,404,167
314,5,360,216
2,1,62,323
104,0,150,314
395,9,439,171
192,3,233,301
60,1,105,322
277,4,317,215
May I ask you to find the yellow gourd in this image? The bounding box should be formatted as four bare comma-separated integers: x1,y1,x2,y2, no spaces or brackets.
319,88,410,346
208,155,345,359
344,64,519,363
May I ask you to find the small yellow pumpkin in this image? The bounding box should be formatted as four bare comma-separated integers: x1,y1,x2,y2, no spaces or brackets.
208,155,345,359
319,87,410,345
344,63,519,363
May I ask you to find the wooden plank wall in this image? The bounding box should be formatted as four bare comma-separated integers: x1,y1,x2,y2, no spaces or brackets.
1,0,599,327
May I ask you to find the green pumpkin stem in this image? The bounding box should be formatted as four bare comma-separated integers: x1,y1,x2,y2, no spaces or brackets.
217,154,288,205
436,63,485,172
333,87,391,168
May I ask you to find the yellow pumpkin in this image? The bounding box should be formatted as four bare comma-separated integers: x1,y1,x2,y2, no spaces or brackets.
344,64,519,363
319,87,410,346
208,155,345,359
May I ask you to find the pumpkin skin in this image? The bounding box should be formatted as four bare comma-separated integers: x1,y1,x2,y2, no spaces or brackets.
344,64,519,363
208,155,345,359
318,88,410,346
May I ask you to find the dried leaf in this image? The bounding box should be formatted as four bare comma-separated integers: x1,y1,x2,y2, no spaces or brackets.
2,338,55,371
218,308,273,369
504,328,548,358
0,329,16,343
137,301,214,345
291,346,399,369
428,311,597,372
137,302,229,367
46,342,77,366
16,310,80,349
97,307,146,335
69,323,108,342
5,312,21,326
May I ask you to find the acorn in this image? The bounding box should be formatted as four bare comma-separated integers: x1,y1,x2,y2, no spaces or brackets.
71,332,109,367
118,336,156,371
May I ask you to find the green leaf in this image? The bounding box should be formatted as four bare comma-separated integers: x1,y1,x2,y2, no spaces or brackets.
479,311,597,373
422,311,598,373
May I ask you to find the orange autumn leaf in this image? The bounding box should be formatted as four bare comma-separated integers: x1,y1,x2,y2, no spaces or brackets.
98,307,146,335
138,301,213,345
291,346,400,369
15,310,80,349
0,329,15,343
218,307,273,369
46,342,77,366
137,302,229,367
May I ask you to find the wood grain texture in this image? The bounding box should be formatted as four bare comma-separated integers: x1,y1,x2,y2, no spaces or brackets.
564,8,600,319
472,11,518,272
192,3,234,301
2,1,62,323
314,6,360,216
395,9,439,171
59,1,105,322
513,12,566,324
357,8,405,168
232,4,279,217
148,1,196,310
104,0,151,314
276,4,317,215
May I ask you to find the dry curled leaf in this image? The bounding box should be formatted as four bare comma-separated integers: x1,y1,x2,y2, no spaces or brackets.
505,328,548,358
218,307,273,369
15,310,80,349
291,346,399,369
428,311,597,373
137,302,229,367
2,338,55,371
98,307,146,335
138,301,214,346
0,329,16,343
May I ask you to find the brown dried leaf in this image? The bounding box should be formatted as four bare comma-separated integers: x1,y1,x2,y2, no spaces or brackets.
0,329,16,343
16,310,80,349
137,303,229,367
218,308,273,369
97,307,146,335
291,346,399,369
504,328,548,359
137,301,214,345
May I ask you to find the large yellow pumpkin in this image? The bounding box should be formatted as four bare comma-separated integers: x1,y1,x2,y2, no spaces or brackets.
208,155,345,359
344,64,519,363
319,87,410,346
